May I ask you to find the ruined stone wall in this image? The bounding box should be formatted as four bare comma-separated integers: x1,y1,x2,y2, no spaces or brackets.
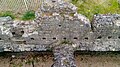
1,0,120,67
0,0,120,52
80,14,120,51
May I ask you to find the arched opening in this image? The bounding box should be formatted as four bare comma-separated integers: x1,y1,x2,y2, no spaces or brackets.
53,37,56,40
31,38,34,40
108,36,112,39
63,37,66,40
42,37,46,40
21,31,24,34
118,36,120,39
97,36,102,39
74,37,78,39
84,37,88,40
59,25,61,27
12,32,15,35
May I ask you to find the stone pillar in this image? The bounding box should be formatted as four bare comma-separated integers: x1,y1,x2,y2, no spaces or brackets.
52,45,76,67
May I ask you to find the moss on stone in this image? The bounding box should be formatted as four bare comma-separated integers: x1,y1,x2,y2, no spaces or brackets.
60,40,73,45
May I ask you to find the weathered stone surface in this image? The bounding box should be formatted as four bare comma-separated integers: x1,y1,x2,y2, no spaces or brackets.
71,14,120,51
53,44,76,67
1,0,120,66
0,0,120,52
0,16,12,22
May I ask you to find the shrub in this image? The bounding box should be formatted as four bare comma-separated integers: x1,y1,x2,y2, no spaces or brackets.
21,10,35,20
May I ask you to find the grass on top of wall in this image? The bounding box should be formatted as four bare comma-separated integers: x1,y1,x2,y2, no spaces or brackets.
0,10,35,20
0,11,15,19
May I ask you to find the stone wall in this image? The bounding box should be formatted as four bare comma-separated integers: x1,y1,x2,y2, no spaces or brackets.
0,1,120,52
1,0,120,66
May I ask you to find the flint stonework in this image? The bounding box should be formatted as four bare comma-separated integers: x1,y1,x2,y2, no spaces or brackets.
0,0,120,67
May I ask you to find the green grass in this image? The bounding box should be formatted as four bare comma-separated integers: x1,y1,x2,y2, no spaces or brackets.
0,10,35,20
72,0,120,21
0,11,15,19
21,10,35,21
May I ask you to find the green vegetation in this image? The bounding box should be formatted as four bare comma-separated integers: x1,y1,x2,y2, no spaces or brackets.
21,11,35,21
0,0,120,21
60,40,73,45
0,11,15,19
72,0,120,20
0,10,35,20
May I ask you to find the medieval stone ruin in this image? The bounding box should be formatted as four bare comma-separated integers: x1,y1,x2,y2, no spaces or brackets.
0,0,120,67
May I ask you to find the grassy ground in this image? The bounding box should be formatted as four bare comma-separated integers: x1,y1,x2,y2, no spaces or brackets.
72,0,120,20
